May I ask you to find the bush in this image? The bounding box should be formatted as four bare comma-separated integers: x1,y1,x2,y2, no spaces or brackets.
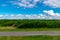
0,20,60,28
17,21,47,28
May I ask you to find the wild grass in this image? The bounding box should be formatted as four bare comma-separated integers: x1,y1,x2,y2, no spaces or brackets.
0,35,60,40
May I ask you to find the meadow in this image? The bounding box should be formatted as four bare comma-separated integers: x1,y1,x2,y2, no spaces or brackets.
0,35,60,40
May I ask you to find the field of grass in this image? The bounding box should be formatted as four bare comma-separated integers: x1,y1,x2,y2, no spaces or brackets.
0,36,60,40
0,27,60,31
0,27,15,29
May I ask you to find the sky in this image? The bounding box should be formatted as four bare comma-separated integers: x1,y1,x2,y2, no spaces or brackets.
0,0,60,19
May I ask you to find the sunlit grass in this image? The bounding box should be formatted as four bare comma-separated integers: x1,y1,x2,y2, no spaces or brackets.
0,26,15,29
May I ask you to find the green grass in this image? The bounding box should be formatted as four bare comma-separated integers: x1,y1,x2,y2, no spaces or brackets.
0,35,60,40
0,28,60,31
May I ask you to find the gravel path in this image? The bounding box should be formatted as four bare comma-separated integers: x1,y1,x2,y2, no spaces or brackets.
0,31,60,36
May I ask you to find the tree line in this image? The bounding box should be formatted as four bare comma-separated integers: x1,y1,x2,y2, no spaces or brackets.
0,20,60,28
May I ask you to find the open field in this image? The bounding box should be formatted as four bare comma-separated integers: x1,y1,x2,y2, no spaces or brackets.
1,28,60,31
0,36,60,40
0,27,15,29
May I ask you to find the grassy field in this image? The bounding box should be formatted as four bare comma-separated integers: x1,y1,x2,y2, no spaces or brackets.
0,27,60,31
0,36,60,40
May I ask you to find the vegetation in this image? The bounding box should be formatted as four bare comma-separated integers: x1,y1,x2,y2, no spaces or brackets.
1,28,60,31
0,20,60,28
0,35,60,40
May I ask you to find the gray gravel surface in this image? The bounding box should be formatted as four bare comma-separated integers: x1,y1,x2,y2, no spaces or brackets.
0,31,60,36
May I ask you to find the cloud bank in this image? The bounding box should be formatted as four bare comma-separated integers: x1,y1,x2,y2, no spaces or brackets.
43,0,60,8
8,0,60,8
2,0,60,8
0,10,60,19
9,0,40,8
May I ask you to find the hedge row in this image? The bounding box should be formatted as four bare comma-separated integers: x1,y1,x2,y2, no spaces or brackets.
0,20,60,28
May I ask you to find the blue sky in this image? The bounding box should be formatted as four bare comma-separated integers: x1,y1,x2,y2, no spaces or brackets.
0,0,60,19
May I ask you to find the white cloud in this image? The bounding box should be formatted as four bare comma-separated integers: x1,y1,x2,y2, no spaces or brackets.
16,14,25,19
10,14,15,17
0,14,45,19
43,10,55,16
0,10,60,19
2,0,60,8
43,10,60,19
15,14,49,19
16,14,23,17
9,0,40,8
43,0,60,8
0,15,3,17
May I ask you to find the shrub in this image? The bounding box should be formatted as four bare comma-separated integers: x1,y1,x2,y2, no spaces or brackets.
0,20,60,28
17,21,47,28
